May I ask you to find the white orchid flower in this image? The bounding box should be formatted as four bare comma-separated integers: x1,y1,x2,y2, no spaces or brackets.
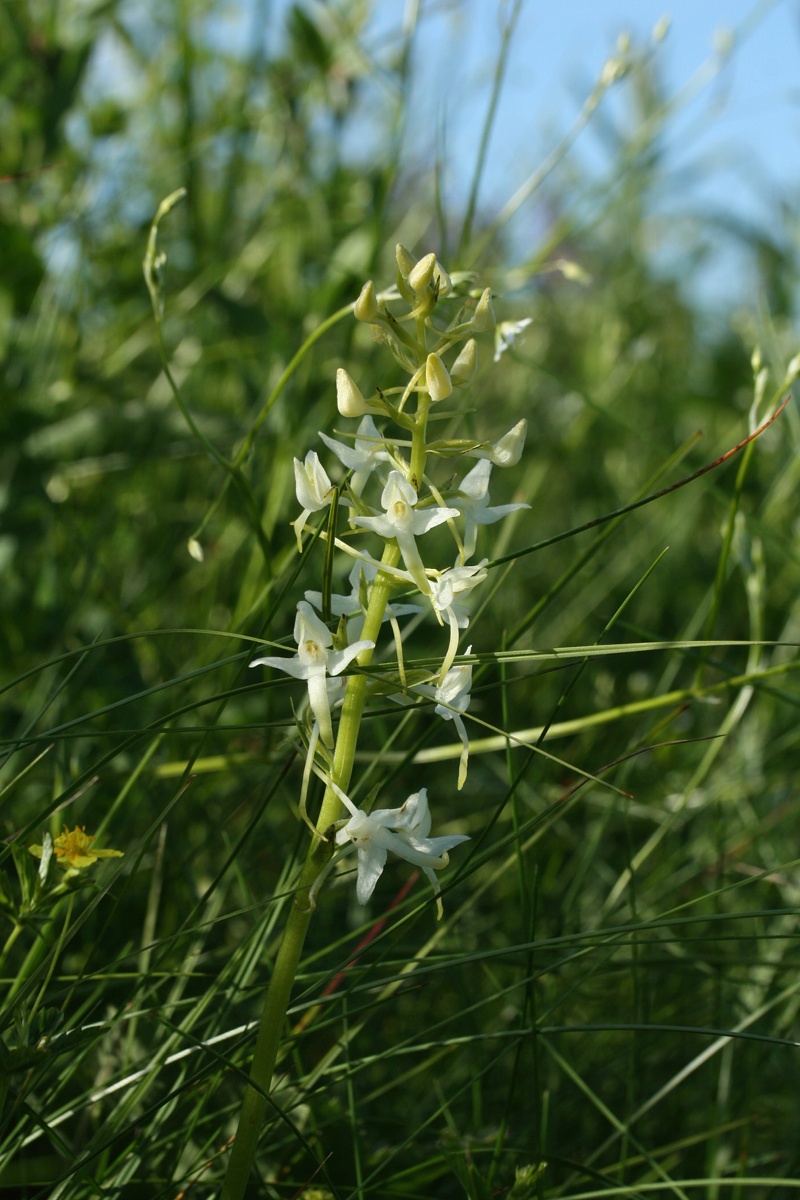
331,785,469,917
414,649,474,790
493,317,533,362
305,559,423,640
351,470,458,595
468,419,527,468
292,451,336,551
454,459,530,559
428,560,488,678
250,601,373,747
319,416,393,497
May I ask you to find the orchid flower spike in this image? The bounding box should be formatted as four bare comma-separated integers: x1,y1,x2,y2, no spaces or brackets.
331,784,469,918
250,601,373,747
351,470,458,595
292,451,336,551
319,416,393,497
454,459,530,559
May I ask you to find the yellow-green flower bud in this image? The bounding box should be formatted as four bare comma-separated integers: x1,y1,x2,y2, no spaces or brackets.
336,368,371,417
652,15,670,43
408,252,436,293
395,243,417,279
451,338,478,386
472,287,495,333
426,352,452,403
354,280,378,322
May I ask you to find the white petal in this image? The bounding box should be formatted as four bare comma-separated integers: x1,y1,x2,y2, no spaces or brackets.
327,639,375,676
394,530,431,595
380,471,417,510
294,600,333,649
405,832,471,858
304,588,360,618
356,844,388,903
402,788,431,837
410,505,459,535
319,431,365,470
472,501,530,527
250,655,310,681
307,668,334,746
294,452,333,510
350,513,396,539
459,458,492,500
452,712,470,790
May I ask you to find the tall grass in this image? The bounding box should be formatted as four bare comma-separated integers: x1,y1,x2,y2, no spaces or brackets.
1,3,799,1197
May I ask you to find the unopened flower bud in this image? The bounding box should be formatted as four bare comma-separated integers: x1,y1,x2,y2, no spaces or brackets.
336,368,371,417
472,287,495,333
354,280,378,322
395,243,417,279
451,338,478,385
487,419,527,467
652,15,670,43
426,352,452,403
408,252,436,293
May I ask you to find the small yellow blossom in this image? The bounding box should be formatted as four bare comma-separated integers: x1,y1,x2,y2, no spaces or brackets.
29,826,124,871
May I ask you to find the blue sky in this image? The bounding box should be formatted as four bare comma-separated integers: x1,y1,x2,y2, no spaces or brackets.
90,0,800,303
449,0,798,204
390,0,800,300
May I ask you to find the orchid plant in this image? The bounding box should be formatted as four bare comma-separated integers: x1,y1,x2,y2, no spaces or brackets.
224,245,530,1200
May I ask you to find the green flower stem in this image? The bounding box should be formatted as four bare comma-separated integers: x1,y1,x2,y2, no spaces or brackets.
221,540,401,1200
410,393,430,492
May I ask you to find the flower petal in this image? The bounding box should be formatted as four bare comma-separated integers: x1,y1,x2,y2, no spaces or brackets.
355,843,388,903
249,655,311,681
327,639,375,676
307,668,334,746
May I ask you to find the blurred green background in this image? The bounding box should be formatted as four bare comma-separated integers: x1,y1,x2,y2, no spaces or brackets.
2,2,800,1197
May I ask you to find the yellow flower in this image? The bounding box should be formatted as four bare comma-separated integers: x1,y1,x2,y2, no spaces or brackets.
29,826,124,871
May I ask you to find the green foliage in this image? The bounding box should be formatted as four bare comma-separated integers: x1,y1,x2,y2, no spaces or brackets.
2,2,800,1198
